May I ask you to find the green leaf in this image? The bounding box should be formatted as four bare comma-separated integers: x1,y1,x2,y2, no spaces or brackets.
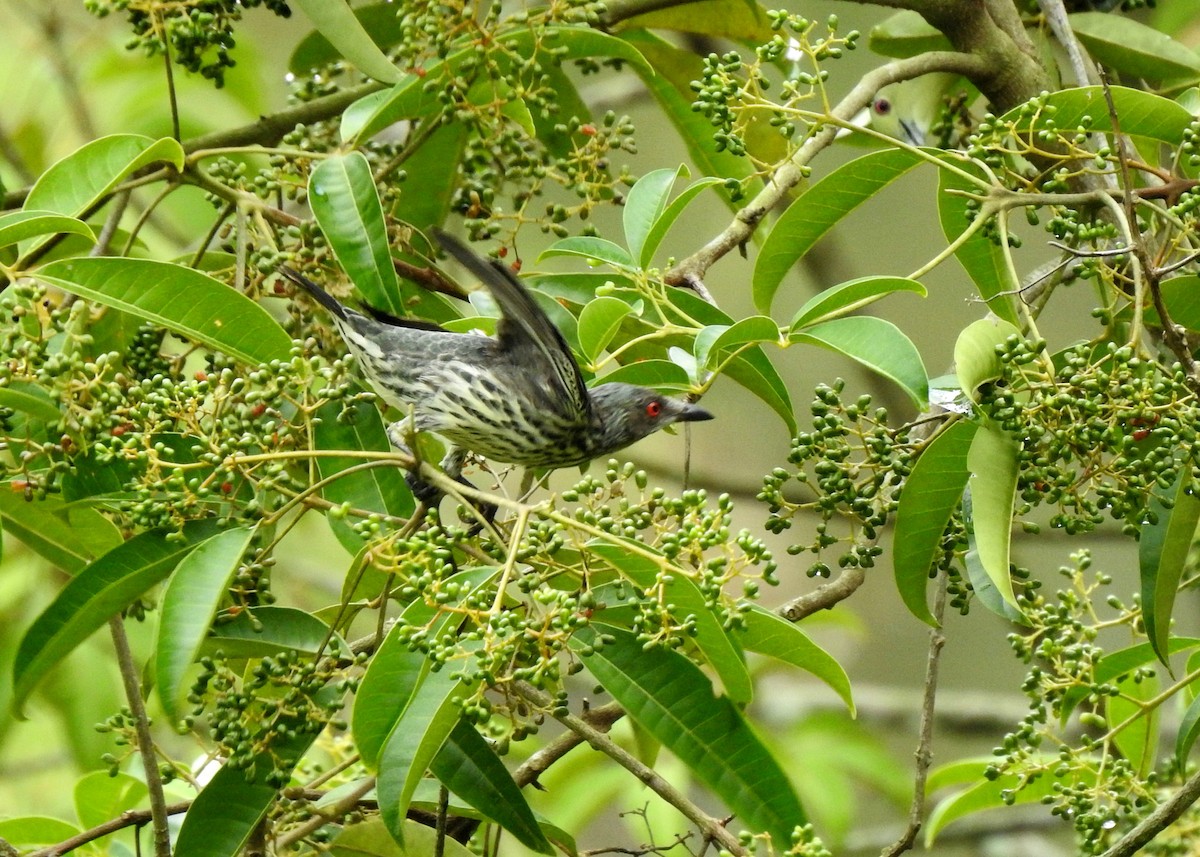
1139,474,1200,667
310,153,404,315
540,236,634,269
0,210,93,249
377,671,468,844
0,492,122,574
313,399,415,554
953,317,1022,403
290,0,403,83
1071,12,1200,84
599,359,692,391
572,624,805,846
341,72,444,143
1176,690,1200,768
614,0,774,41
869,10,953,58
1150,275,1200,332
789,276,927,331
964,532,1027,625
754,148,924,313
791,316,929,408
174,706,331,857
0,817,81,847
578,296,636,364
24,134,185,219
640,177,723,267
925,758,1060,845
290,3,404,74
74,770,147,833
1002,85,1192,146
695,316,781,371
893,420,978,625
0,382,61,423
1059,637,1200,724
11,519,222,715
618,32,758,205
624,167,683,269
739,604,855,715
330,817,474,857
585,539,753,704
668,288,796,433
431,720,553,854
156,526,256,725
937,162,1021,327
34,258,292,366
1107,671,1159,777
965,421,1019,609
203,606,348,660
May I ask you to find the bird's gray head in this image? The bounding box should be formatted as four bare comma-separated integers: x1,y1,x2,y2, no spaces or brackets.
587,382,713,454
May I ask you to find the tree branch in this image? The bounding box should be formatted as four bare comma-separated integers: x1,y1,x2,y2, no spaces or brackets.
1098,768,1200,857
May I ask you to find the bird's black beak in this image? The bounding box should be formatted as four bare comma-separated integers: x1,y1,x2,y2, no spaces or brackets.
676,403,714,422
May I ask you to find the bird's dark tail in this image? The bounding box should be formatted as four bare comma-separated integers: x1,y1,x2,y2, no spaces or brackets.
278,266,348,321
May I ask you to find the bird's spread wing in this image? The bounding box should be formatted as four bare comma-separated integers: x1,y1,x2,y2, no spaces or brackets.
435,230,591,420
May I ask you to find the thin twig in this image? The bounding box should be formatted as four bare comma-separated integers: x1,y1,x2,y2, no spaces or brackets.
1098,767,1200,857
880,569,949,857
108,616,172,857
512,682,748,855
777,566,867,622
25,801,192,857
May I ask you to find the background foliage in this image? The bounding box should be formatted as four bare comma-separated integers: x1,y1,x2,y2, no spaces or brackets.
4,1,1200,856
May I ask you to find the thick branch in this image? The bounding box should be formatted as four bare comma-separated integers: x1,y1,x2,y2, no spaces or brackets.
1098,768,1200,857
777,566,867,621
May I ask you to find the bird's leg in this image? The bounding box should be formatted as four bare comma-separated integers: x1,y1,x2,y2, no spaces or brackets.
385,418,443,506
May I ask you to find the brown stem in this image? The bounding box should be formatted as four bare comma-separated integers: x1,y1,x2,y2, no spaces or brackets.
777,566,867,622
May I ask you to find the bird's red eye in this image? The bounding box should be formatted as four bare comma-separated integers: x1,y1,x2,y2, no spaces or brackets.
646,401,663,418
873,98,891,116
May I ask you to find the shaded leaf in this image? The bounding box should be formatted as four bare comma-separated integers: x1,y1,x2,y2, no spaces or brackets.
35,258,292,366
1139,474,1200,667
754,148,924,313
0,492,122,573
290,3,404,74
953,317,1021,403
0,210,93,250
540,236,634,268
740,604,854,714
156,526,256,725
869,10,953,58
310,153,404,315
579,296,636,364
291,0,403,83
12,519,223,715
893,420,978,625
1003,85,1191,146
1071,12,1200,84
791,316,928,408
965,421,1019,609
572,624,805,846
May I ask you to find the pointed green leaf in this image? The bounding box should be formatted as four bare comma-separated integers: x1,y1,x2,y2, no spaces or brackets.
24,134,185,219
0,818,81,848
290,3,404,74
791,316,929,408
11,519,223,715
624,167,683,268
615,0,774,41
585,539,753,704
1059,637,1200,725
330,817,474,857
894,419,978,625
540,236,634,269
203,606,349,660
869,9,952,58
1176,690,1200,768
1139,474,1200,667
1071,12,1200,84
377,672,468,844
925,758,1060,845
156,526,256,725
740,604,854,714
341,71,445,143
571,624,805,846
1002,85,1192,146
790,276,927,330
599,359,692,391
640,177,723,267
310,152,404,315
965,421,1019,609
291,0,403,83
313,399,415,553
964,532,1027,625
0,210,93,250
74,771,147,833
0,382,61,424
0,492,122,573
1107,671,1159,778
953,317,1021,403
578,296,636,364
937,161,1021,326
34,257,292,366
754,148,924,313
431,720,553,853
696,315,781,371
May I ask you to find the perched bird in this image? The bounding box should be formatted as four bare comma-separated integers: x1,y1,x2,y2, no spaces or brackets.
281,231,713,504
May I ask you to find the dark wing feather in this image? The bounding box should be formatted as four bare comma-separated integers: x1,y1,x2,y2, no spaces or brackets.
280,266,445,332
434,230,591,419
